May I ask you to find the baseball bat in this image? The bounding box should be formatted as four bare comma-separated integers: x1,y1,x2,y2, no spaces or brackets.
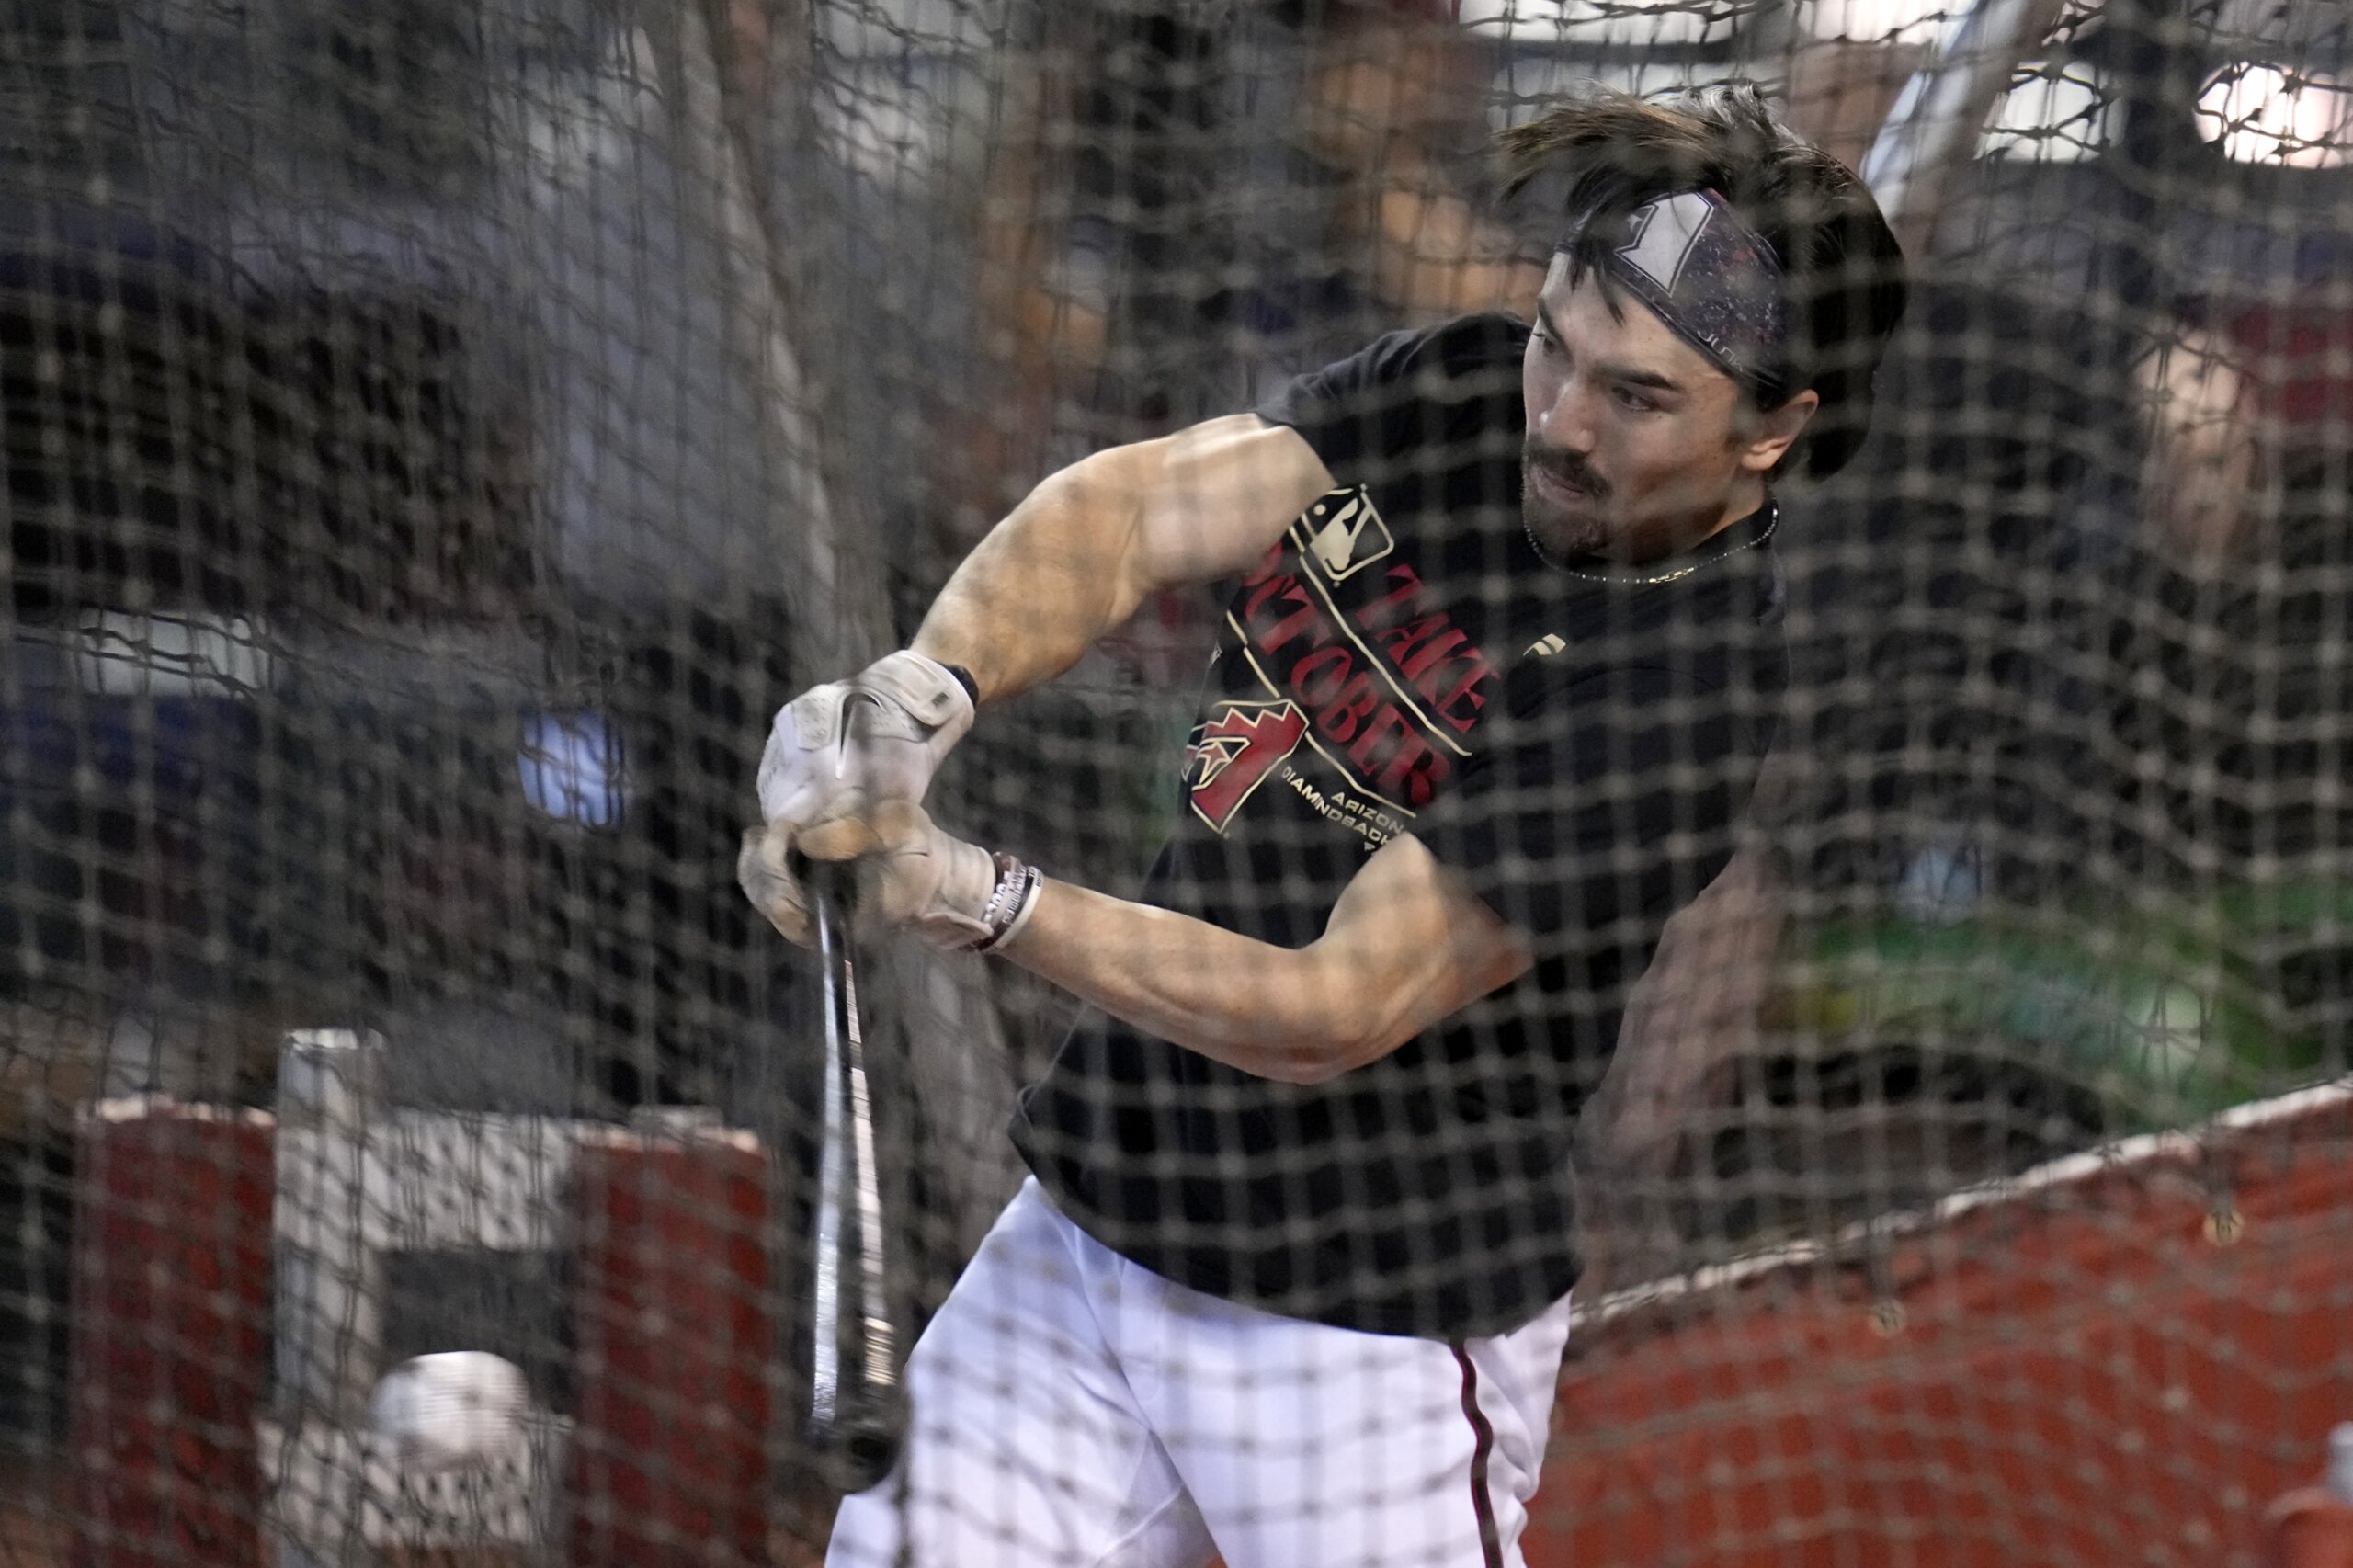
801,856,909,1493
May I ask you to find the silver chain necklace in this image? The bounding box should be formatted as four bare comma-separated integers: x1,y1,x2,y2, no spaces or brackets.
1523,500,1779,585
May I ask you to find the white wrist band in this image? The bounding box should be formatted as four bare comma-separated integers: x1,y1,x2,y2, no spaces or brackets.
995,864,1044,951
971,853,1043,953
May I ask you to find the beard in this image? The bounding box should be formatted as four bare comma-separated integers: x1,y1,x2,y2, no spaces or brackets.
1520,435,1614,560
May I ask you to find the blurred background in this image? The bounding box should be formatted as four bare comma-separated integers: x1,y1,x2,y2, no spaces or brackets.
0,0,2347,1558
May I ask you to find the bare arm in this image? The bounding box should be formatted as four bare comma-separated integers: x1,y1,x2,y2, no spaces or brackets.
998,834,1531,1085
1365,183,1546,323
910,415,1334,704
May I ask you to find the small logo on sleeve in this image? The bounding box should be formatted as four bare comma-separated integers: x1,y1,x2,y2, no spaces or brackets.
1525,633,1566,658
1302,489,1393,582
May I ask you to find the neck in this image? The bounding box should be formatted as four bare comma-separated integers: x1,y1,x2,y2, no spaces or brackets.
1596,480,1768,566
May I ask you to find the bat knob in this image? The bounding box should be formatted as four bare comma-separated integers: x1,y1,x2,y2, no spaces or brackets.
792,850,862,916
809,1386,910,1493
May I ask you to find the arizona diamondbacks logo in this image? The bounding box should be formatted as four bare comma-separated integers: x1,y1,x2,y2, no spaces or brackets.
1183,700,1307,832
1616,190,1718,295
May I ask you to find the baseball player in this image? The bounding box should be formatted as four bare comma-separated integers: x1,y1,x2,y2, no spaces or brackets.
742,85,1908,1568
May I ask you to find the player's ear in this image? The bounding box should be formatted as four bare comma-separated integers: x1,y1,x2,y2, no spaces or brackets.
1735,387,1820,476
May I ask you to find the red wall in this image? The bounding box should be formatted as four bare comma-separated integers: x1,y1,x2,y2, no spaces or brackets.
1529,1093,2353,1568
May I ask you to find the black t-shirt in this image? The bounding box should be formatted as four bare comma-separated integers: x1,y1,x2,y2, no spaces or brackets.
1011,313,1790,1336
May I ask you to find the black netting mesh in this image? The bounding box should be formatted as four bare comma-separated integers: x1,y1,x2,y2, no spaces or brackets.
4,0,2351,1563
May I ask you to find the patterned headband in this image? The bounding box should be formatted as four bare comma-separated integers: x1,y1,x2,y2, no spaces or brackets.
1580,188,1791,402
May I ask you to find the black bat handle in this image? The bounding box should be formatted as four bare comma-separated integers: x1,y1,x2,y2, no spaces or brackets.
803,857,910,1493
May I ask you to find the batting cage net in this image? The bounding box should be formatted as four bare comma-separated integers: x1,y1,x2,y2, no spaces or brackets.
3,0,2350,1563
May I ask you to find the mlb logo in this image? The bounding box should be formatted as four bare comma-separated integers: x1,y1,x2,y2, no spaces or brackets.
1303,489,1393,581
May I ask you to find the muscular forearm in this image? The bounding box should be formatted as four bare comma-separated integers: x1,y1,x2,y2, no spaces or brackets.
998,835,1529,1086
1368,186,1546,321
911,415,1332,707
999,880,1370,1086
911,447,1153,706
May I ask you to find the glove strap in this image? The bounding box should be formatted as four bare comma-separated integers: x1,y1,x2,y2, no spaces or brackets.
857,650,977,740
971,852,1044,953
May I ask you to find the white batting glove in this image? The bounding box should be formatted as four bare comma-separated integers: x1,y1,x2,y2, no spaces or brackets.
756,651,976,831
789,802,1036,953
738,824,816,947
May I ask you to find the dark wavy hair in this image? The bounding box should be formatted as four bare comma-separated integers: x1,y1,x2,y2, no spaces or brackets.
1500,85,1909,480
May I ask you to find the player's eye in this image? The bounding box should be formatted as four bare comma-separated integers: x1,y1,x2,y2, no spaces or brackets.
1532,324,1565,359
1610,383,1657,413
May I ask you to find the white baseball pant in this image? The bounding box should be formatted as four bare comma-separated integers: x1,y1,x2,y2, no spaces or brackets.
827,1177,1574,1568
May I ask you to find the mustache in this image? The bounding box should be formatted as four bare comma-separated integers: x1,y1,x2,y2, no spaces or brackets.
1521,437,1611,500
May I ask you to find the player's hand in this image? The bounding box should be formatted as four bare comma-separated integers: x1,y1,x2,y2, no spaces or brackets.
738,824,816,946
794,801,1005,951
737,806,1004,952
756,651,975,831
